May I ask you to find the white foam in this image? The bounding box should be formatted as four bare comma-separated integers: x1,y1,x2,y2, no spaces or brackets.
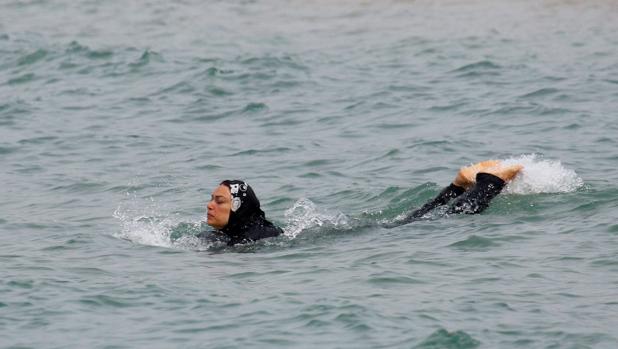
283,198,349,238
113,212,174,247
502,154,584,194
112,193,205,250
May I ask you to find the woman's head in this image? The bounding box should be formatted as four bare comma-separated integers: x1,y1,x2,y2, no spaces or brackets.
206,180,264,230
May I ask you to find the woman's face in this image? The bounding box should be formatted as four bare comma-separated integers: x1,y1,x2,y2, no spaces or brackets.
206,185,231,229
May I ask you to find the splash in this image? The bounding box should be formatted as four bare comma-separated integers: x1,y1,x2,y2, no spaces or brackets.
112,193,205,250
283,198,350,239
113,208,173,248
502,154,584,194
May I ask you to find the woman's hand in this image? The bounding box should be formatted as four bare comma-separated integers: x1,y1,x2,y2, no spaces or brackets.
454,160,524,189
483,164,524,182
453,160,501,190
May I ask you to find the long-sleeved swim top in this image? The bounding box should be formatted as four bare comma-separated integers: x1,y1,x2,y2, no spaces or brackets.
198,180,283,246
398,172,506,225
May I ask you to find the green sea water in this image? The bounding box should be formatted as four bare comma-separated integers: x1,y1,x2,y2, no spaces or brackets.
1,1,617,348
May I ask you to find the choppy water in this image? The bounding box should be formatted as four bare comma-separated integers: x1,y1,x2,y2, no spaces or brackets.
2,1,618,348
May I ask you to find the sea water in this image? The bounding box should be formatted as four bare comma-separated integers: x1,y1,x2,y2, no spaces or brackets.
1,1,617,348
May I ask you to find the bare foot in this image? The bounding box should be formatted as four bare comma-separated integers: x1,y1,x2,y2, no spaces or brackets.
482,164,524,182
453,160,501,189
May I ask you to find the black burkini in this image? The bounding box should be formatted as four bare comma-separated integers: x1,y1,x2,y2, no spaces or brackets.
199,173,505,246
198,180,283,246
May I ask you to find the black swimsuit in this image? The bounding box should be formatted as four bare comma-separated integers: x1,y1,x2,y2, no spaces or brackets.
201,214,283,246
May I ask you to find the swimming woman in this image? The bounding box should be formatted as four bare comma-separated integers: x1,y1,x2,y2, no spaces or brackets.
199,160,522,245
198,180,283,246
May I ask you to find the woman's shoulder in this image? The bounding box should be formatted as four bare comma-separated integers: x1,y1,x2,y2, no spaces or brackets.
244,218,283,241
197,230,230,244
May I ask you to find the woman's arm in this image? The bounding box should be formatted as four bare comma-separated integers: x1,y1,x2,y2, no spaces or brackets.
447,172,505,214
404,183,466,222
396,161,522,224
448,164,523,214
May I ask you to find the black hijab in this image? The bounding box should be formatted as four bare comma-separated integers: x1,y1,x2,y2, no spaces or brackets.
219,180,265,235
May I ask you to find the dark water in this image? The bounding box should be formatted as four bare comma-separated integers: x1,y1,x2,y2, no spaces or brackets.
1,1,618,348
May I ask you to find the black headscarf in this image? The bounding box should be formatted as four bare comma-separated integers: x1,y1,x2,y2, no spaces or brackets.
219,180,265,235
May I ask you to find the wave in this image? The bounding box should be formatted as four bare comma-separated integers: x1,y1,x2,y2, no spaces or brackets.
112,195,207,250
283,198,351,239
414,328,480,349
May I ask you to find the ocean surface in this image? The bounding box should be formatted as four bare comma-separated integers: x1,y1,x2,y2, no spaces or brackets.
2,0,618,348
